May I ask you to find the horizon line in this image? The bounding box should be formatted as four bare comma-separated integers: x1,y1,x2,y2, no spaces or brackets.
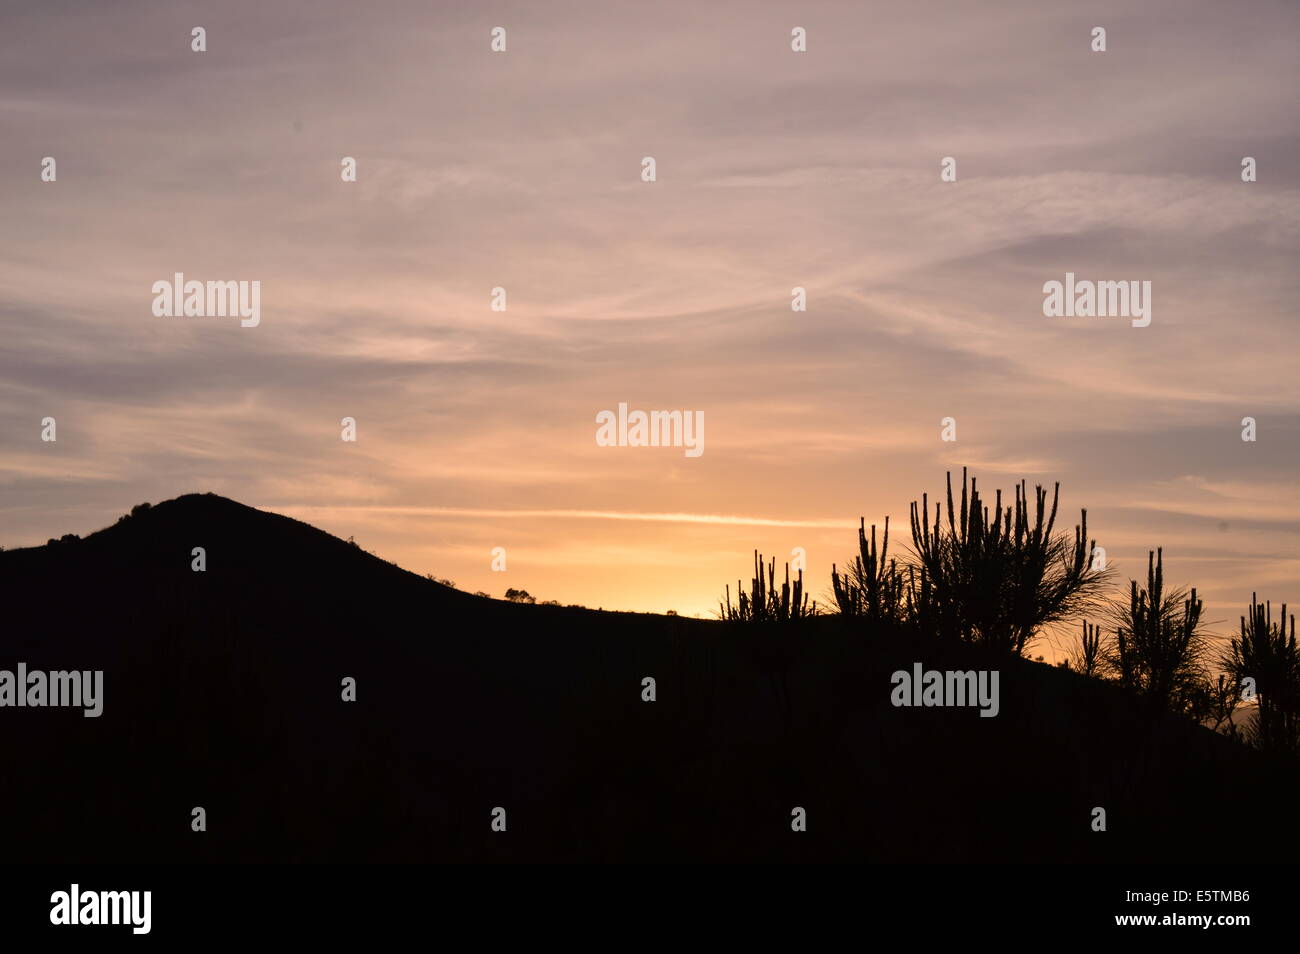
265,504,858,529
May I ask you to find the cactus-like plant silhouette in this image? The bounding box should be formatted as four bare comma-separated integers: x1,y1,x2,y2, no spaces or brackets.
718,551,815,730
1220,595,1300,756
906,469,1107,655
1107,548,1207,715
719,550,815,623
1068,621,1106,677
831,517,908,623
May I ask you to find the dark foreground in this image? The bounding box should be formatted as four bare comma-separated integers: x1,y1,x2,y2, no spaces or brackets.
2,494,1296,862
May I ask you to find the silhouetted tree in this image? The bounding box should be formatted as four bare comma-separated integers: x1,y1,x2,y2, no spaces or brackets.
1221,594,1300,756
832,517,908,624
1188,673,1243,741
719,550,815,623
504,588,536,604
1107,548,1207,716
908,469,1108,654
1069,620,1106,677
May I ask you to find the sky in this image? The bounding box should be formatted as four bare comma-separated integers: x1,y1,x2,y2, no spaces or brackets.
2,0,1298,657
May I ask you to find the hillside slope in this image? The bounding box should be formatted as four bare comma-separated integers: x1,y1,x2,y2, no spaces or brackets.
1,493,1295,862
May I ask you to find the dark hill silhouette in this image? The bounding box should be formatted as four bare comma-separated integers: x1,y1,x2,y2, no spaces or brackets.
1,493,1296,862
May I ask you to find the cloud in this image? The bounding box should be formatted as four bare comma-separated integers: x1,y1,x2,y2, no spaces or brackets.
2,0,1297,626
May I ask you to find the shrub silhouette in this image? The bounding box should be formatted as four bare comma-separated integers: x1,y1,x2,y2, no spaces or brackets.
1107,548,1207,717
831,517,908,624
1068,620,1106,677
907,469,1107,654
1221,594,1300,756
719,550,815,623
504,588,536,604
1191,673,1243,741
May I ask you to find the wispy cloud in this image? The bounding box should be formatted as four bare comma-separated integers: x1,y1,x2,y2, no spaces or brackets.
271,505,855,530
2,0,1297,629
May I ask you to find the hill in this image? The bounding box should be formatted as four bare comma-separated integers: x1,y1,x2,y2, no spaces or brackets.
1,493,1296,862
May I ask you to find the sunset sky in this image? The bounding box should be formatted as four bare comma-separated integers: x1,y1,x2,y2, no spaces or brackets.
3,0,1298,655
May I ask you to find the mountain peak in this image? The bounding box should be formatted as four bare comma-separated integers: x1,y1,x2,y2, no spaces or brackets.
5,493,455,599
